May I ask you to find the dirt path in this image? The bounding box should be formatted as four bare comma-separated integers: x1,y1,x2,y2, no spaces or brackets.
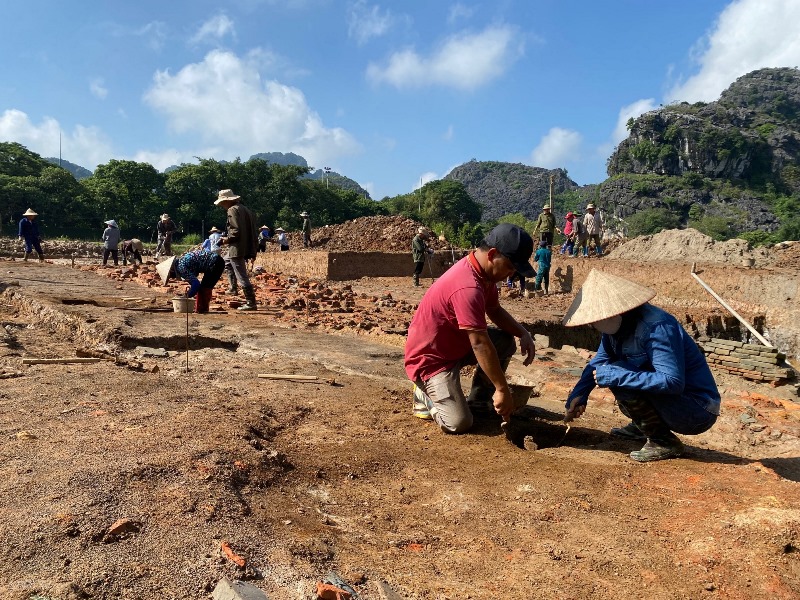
0,260,798,599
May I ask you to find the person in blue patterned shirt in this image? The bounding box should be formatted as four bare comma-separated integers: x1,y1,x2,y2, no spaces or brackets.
174,247,225,313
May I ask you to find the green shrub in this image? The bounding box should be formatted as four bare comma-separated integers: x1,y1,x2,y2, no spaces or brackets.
738,230,775,247
626,208,681,237
180,232,202,245
689,215,733,241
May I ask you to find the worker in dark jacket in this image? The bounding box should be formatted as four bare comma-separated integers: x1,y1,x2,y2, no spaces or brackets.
215,189,258,311
411,227,432,287
155,214,177,259
563,270,720,462
18,208,45,262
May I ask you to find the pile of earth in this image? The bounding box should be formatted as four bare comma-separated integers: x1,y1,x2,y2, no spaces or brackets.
285,215,456,253
607,228,771,266
0,237,104,258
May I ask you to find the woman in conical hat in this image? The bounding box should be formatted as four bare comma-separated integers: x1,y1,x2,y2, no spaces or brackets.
562,269,720,463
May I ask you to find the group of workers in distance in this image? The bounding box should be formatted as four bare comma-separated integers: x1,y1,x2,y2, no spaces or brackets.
404,221,720,463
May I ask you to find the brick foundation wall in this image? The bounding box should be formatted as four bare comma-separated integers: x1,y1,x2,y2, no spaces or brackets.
254,250,453,280
699,337,795,383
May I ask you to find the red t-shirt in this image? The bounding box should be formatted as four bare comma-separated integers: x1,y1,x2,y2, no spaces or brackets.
404,253,499,382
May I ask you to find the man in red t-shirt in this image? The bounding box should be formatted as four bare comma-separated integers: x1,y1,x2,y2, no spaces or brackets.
404,223,537,433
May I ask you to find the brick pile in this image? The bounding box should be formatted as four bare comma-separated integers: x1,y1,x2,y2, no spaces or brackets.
700,338,795,383
83,263,417,337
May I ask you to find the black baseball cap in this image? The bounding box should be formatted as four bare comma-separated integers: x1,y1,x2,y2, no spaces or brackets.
482,223,535,278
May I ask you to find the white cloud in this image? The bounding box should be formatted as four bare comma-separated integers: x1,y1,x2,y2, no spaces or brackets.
366,24,523,90
447,3,475,24
612,98,656,144
0,109,113,169
414,171,438,190
348,1,394,45
135,21,168,51
667,0,800,102
190,14,236,46
143,50,360,169
90,78,108,100
530,127,582,169
442,124,454,141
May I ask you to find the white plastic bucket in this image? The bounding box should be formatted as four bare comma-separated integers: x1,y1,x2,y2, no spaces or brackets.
171,297,194,313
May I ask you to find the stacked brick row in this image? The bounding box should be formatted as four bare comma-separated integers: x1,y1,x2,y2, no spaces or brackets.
699,338,795,383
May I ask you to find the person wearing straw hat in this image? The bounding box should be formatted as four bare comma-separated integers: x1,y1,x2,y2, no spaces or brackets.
562,270,720,462
155,213,177,259
174,247,226,313
404,223,537,433
582,204,604,256
411,226,433,287
121,238,144,265
274,227,289,251
215,189,258,311
531,205,560,246
18,208,45,262
101,219,121,266
202,226,223,253
560,211,577,255
257,225,272,252
300,211,312,248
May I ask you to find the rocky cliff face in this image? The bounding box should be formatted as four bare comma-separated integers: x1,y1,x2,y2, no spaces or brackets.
608,68,800,193
444,161,580,221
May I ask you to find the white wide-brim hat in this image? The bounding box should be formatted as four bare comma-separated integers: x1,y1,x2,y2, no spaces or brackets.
156,257,177,285
300,211,309,217
161,213,170,220
562,269,656,327
23,208,38,217
208,226,221,233
274,227,285,232
214,189,241,205
104,220,118,228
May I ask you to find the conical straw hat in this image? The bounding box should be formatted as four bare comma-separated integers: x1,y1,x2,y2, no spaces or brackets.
562,269,656,327
156,256,176,285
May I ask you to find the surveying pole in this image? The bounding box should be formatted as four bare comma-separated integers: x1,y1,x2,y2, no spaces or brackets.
549,174,554,210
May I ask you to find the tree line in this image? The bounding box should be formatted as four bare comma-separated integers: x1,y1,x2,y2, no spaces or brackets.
0,142,486,246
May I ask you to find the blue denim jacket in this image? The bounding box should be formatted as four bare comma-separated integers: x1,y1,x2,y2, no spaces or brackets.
566,304,721,415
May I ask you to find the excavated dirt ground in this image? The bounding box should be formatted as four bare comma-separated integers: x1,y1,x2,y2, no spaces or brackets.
0,234,799,599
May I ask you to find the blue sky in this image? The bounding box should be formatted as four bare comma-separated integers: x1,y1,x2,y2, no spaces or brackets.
2,0,800,199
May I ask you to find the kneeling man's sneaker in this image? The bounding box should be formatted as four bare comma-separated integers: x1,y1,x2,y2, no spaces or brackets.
412,384,435,420
629,436,684,462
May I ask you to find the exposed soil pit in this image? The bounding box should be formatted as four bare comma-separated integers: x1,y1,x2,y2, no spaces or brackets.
502,406,609,450
118,334,240,352
1,239,800,599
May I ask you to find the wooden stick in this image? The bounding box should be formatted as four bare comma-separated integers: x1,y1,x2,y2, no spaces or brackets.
22,357,102,365
691,271,771,347
257,373,318,381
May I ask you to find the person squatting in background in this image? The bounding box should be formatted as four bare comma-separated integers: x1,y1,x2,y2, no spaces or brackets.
121,238,144,265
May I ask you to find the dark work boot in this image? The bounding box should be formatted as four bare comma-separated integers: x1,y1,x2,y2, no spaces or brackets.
23,252,31,262
616,393,683,462
238,285,257,311
226,270,239,295
412,274,420,287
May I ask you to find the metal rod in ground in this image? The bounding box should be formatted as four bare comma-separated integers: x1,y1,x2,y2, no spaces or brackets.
185,309,189,372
